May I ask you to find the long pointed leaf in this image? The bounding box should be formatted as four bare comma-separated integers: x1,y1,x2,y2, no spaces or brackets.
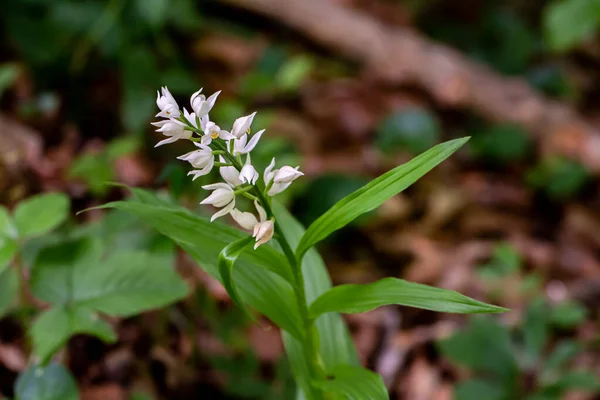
313,365,389,400
309,278,507,318
296,138,469,261
218,236,256,321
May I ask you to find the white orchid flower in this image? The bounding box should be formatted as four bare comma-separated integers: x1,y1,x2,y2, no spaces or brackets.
230,112,257,139
230,201,274,249
239,155,259,185
219,156,243,187
155,87,180,119
199,115,234,145
264,158,304,196
190,88,221,118
232,129,265,155
152,119,192,147
201,183,236,221
178,143,215,180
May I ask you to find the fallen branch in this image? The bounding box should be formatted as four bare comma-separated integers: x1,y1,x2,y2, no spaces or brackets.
220,0,600,172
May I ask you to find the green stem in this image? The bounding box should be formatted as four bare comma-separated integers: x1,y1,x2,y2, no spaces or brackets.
208,138,326,394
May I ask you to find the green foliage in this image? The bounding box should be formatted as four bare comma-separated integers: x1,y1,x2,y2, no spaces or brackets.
308,277,507,317
69,137,140,196
0,268,19,318
470,124,531,165
296,138,469,261
376,107,441,155
544,0,600,51
527,157,590,199
0,63,19,97
218,236,257,321
13,193,69,238
439,301,599,400
314,365,389,400
15,363,79,400
478,242,522,279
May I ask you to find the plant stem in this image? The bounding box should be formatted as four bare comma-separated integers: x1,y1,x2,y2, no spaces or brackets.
207,137,326,395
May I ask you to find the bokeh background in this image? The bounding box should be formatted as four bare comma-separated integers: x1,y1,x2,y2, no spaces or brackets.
2,0,600,399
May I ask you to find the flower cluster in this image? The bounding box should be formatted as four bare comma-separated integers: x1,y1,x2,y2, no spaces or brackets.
152,86,303,249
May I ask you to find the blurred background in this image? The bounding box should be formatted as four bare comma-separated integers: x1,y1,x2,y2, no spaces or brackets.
2,0,600,399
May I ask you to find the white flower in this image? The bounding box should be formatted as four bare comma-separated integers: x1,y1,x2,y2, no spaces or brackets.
232,129,265,155
239,155,259,185
152,119,192,147
182,108,199,129
230,201,274,249
230,112,257,139
219,156,243,187
190,88,221,118
201,183,235,221
178,143,214,180
199,116,234,145
253,219,274,249
156,87,180,119
264,158,304,196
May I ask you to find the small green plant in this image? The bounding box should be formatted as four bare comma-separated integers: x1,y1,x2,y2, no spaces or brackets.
527,156,590,199
94,86,507,399
439,302,599,400
0,194,189,399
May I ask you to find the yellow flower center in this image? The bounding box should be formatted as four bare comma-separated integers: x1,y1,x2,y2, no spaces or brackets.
210,131,219,139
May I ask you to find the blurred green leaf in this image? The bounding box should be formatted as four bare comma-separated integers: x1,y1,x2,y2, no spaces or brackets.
276,55,314,91
69,153,114,196
106,136,139,160
479,242,522,279
15,363,78,400
0,237,18,271
438,317,519,383
543,371,600,394
550,300,588,328
309,277,507,318
455,379,506,400
14,193,70,239
527,65,577,99
167,0,202,31
376,107,441,154
135,0,168,27
296,138,469,261
471,124,531,164
0,63,19,96
218,236,256,321
314,365,388,400
0,268,18,318
543,341,581,375
544,0,600,51
0,206,16,238
522,298,549,366
31,306,116,364
527,157,590,199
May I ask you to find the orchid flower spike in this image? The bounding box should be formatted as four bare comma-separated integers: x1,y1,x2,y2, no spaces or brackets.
151,119,192,147
155,87,180,119
264,158,304,196
190,88,221,118
178,143,215,180
239,154,259,185
219,156,243,187
201,183,236,221
233,129,265,155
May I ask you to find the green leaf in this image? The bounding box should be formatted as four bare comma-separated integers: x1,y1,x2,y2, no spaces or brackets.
273,202,359,400
0,63,19,96
98,190,303,339
218,236,256,320
0,205,17,238
376,107,441,154
550,300,588,328
309,277,507,319
135,0,168,27
15,363,78,400
522,298,549,367
296,138,468,261
438,317,519,384
545,370,600,393
14,193,70,238
0,268,18,318
0,237,17,271
455,379,506,400
544,0,600,51
276,55,314,91
313,365,388,400
31,238,189,317
544,340,581,374
31,306,116,364
471,124,530,164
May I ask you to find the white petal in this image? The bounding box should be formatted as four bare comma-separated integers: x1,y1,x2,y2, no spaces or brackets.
267,181,292,196
264,158,276,185
190,88,203,104
210,200,235,222
273,166,304,183
255,200,267,222
231,112,257,138
201,135,212,145
202,182,231,191
240,129,265,154
155,136,178,147
230,209,259,230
